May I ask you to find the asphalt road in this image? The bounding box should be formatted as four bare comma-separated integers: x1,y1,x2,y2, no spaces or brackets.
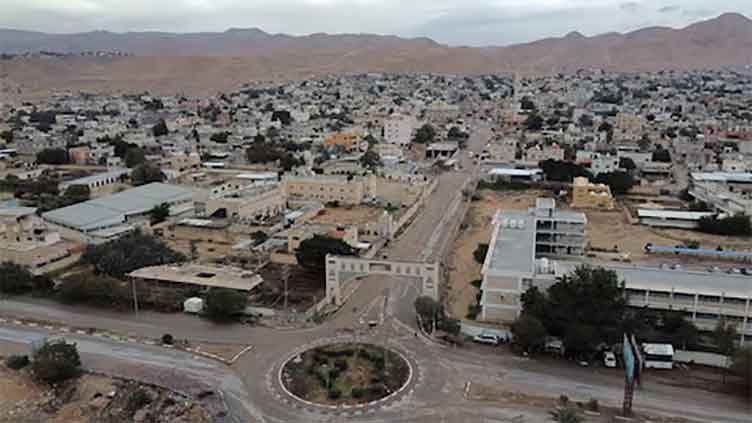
0,325,256,423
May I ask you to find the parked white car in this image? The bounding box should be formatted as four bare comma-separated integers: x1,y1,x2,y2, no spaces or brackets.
603,351,617,368
473,333,501,346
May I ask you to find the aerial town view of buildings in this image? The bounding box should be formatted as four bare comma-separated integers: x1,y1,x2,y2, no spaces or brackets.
0,4,752,423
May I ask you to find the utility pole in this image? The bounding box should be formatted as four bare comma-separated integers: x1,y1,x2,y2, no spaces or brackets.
282,264,290,311
131,278,139,314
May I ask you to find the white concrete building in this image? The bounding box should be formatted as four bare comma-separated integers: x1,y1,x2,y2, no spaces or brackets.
384,114,414,146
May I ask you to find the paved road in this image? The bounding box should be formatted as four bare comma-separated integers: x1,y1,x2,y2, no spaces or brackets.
0,325,256,423
3,124,750,422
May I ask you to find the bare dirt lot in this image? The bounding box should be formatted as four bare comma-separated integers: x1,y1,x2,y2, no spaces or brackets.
446,190,544,319
312,206,387,226
587,208,752,262
0,363,211,423
467,383,697,423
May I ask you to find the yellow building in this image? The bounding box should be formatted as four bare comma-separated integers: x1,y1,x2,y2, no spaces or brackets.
283,175,365,206
571,177,615,209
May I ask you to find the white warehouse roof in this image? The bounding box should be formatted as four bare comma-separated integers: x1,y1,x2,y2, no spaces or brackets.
43,183,194,232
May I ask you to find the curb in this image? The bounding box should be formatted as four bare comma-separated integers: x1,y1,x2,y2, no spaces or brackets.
275,337,415,413
0,315,251,366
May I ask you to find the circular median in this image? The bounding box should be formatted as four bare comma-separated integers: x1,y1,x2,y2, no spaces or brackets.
279,342,412,408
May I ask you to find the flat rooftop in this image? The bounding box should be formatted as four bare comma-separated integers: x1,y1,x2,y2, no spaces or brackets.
43,183,194,232
555,261,752,299
60,168,130,187
691,172,752,183
129,264,263,292
484,211,537,275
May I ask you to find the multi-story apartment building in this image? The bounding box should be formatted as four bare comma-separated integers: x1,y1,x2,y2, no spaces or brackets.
383,114,414,146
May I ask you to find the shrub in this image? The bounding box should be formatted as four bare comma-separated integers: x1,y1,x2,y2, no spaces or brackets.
698,214,752,236
473,244,489,264
586,398,599,412
327,388,341,400
549,407,583,423
367,383,385,397
351,387,366,399
5,354,30,370
32,340,81,384
0,262,34,295
161,334,174,345
466,304,481,320
127,388,152,411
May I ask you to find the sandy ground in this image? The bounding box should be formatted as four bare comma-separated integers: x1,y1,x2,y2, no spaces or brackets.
0,364,211,423
467,383,697,423
587,209,752,261
446,190,544,319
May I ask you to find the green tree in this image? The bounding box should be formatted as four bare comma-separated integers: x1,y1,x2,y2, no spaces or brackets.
32,340,81,385
523,113,544,131
577,114,593,128
520,266,626,357
652,147,671,163
414,296,442,332
0,261,34,294
81,230,185,279
539,159,591,182
62,184,90,205
271,110,292,126
412,124,436,144
619,157,636,171
0,130,13,143
251,231,268,246
131,163,165,186
152,119,168,137
714,320,739,383
295,235,356,276
124,147,146,168
594,171,635,195
205,289,248,322
360,150,381,170
700,214,752,236
511,315,548,353
148,203,170,225
473,243,489,264
730,346,752,393
660,311,699,350
520,97,536,111
36,148,69,165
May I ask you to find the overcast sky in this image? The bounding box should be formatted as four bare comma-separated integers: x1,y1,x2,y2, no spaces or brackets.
1,0,751,46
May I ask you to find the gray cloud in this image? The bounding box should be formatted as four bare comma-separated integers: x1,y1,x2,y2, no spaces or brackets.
658,5,681,13
0,0,750,46
620,2,641,13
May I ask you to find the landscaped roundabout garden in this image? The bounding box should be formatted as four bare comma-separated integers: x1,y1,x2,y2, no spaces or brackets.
280,343,411,406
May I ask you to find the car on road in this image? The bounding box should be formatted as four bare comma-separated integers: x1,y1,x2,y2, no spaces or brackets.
603,351,617,368
473,333,501,346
